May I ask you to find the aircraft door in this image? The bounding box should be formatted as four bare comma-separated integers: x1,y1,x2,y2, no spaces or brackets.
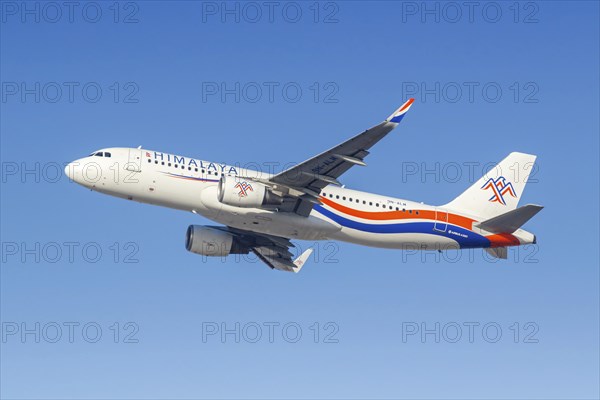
126,148,142,172
434,208,448,232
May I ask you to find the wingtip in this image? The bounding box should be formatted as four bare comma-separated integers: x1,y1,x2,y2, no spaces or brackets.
292,248,313,273
387,98,415,123
401,97,415,110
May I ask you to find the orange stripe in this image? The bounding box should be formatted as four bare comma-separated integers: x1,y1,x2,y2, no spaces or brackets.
486,233,521,247
399,98,415,112
320,197,475,230
320,197,522,246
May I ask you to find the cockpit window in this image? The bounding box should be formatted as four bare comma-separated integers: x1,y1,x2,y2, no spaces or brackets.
89,151,111,157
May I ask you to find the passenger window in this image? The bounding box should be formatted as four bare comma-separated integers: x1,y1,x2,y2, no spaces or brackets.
148,159,151,163
161,162,165,166
343,197,346,201
155,160,158,164
369,202,372,206
182,166,185,169
409,210,413,214
174,165,178,168
329,194,333,198
168,163,171,167
376,203,379,207
336,195,339,199
195,168,198,172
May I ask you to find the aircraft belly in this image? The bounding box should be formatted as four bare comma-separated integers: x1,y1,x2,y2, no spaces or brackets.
330,229,460,250
208,208,341,240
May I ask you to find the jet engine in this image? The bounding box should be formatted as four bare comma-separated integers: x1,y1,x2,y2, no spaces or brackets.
217,175,282,208
185,225,248,257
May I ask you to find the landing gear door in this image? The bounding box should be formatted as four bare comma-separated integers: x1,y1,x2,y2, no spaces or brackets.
126,148,142,172
434,208,448,232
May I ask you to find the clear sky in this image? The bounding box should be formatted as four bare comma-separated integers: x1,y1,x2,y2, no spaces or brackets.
1,1,598,399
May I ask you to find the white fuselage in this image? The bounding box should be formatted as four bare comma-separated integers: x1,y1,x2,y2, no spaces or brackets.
65,147,535,251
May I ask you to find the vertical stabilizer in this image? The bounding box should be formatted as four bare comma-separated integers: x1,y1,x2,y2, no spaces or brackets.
444,152,537,220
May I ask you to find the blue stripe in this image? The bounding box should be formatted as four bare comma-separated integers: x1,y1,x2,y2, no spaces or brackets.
390,114,406,123
313,205,490,249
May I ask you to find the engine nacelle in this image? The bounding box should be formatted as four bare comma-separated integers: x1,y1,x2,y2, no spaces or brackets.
185,225,248,257
217,175,282,208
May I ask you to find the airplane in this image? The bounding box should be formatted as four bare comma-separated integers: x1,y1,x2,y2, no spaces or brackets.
65,99,542,272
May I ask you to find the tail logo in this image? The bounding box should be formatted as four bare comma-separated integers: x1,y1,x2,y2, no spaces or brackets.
481,176,517,205
235,181,253,197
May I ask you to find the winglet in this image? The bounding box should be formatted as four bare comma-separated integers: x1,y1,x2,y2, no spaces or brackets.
386,98,415,123
292,248,313,273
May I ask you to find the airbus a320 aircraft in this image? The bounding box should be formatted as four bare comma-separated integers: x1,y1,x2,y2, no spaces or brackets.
65,99,542,272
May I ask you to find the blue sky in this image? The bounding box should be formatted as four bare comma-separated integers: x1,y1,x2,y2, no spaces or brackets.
1,1,598,399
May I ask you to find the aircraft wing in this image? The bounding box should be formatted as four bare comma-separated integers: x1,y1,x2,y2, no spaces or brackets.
217,227,312,273
270,98,414,216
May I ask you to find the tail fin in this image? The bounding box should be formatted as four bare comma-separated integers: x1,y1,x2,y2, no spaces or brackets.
444,152,537,220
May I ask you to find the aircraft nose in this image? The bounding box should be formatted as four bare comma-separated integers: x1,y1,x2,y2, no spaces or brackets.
65,163,73,180
65,160,81,183
65,161,80,181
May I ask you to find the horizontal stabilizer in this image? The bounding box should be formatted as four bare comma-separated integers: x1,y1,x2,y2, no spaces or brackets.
476,204,543,234
485,247,508,259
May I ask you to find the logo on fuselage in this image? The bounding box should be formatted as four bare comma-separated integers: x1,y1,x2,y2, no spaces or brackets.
148,151,239,175
235,181,253,197
481,176,517,205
